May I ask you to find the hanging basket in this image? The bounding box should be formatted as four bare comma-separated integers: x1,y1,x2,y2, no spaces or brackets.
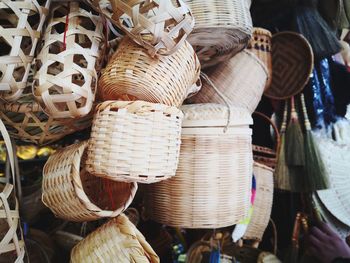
98,37,201,107
0,0,51,101
86,101,183,184
145,104,253,228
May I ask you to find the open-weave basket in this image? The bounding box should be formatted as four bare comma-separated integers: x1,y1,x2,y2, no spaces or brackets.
0,0,51,101
33,1,103,119
188,50,268,114
98,37,201,107
184,0,253,68
42,141,137,222
145,103,253,228
86,101,183,184
71,214,160,263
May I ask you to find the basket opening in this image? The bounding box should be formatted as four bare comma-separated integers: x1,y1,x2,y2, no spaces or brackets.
78,16,95,32
27,13,41,31
48,61,64,76
12,66,26,82
51,21,66,35
20,36,33,56
75,34,92,49
72,73,85,87
0,37,11,56
73,54,88,69
0,8,18,28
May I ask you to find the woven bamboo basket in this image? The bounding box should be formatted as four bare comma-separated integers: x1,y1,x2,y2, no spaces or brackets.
33,2,103,119
42,141,137,222
86,100,183,184
188,50,268,114
98,37,201,106
145,103,253,228
0,0,51,101
184,0,253,68
71,214,160,263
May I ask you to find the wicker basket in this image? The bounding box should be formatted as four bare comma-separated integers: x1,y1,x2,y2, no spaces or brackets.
184,0,253,68
42,141,137,222
33,2,103,119
145,103,253,228
188,50,268,114
71,214,160,263
98,37,201,107
86,100,183,184
0,0,51,101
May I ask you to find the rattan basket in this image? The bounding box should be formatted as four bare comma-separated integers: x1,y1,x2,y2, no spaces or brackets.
184,0,253,68
71,214,160,263
0,0,51,101
42,141,137,222
86,100,183,184
98,37,201,106
145,103,253,228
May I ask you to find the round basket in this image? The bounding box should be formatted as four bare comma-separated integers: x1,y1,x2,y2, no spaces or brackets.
98,37,201,107
145,103,253,228
0,0,51,101
71,214,160,263
42,141,137,222
184,0,253,68
86,101,183,184
188,50,268,114
33,2,103,119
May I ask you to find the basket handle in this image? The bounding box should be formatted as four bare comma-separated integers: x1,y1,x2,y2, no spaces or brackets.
252,111,280,151
186,78,202,99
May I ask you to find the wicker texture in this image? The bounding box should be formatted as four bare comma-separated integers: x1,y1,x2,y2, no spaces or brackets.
145,104,253,228
0,0,51,101
71,214,160,263
98,37,201,106
188,50,268,114
86,101,183,184
34,2,103,119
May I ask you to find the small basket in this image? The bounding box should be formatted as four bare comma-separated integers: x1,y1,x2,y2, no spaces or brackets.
86,101,183,184
0,0,51,101
33,1,104,118
71,214,160,263
98,37,201,107
42,141,137,222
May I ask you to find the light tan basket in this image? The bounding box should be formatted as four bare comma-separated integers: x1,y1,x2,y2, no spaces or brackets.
71,214,160,263
0,0,51,101
98,37,201,107
188,50,268,114
33,2,103,119
145,103,253,228
86,101,183,184
184,0,253,68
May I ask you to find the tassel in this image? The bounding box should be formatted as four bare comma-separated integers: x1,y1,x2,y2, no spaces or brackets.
284,213,301,263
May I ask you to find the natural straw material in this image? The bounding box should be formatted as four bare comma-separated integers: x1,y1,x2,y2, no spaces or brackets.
42,141,137,222
98,37,201,107
0,0,51,101
71,214,160,263
86,101,183,184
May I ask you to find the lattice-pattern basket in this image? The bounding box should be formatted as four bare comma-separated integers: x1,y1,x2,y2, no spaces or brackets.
85,0,194,57
86,101,183,184
71,214,160,263
98,37,201,107
33,1,104,119
145,104,253,228
0,0,51,101
42,141,137,222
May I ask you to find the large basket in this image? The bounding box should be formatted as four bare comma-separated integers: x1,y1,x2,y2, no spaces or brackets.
98,37,201,107
145,104,253,228
188,50,268,114
184,0,253,68
0,0,51,101
71,214,160,263
42,141,137,222
33,1,104,119
86,101,183,184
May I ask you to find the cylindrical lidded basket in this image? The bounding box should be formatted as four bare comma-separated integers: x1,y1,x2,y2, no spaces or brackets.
145,103,253,228
86,101,183,184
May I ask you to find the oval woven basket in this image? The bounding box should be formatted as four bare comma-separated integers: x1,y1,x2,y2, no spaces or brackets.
188,50,268,114
184,0,253,68
0,0,51,101
98,37,201,107
71,214,160,263
145,103,253,228
86,100,183,184
42,141,137,222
